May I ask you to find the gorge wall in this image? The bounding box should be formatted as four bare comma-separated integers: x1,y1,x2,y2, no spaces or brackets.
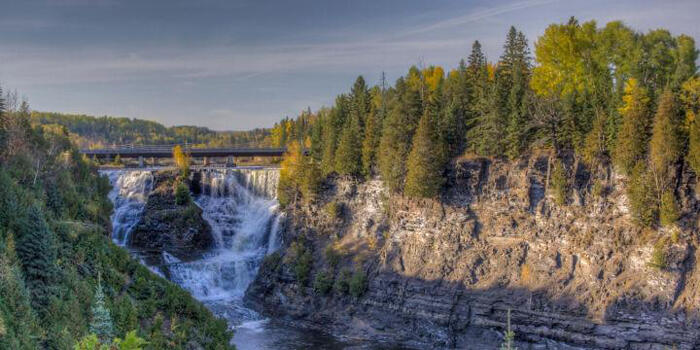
245,154,700,349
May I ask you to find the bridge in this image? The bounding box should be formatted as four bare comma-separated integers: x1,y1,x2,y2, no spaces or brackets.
80,144,287,166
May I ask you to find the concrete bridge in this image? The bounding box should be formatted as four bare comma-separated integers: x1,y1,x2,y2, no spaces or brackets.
80,144,287,166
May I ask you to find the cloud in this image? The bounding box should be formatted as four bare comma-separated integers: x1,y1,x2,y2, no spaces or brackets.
401,0,559,36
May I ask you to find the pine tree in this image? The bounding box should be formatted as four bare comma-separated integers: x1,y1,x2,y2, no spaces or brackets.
613,78,651,174
362,86,386,176
500,309,517,350
649,89,683,204
0,232,41,349
350,76,370,129
90,275,115,343
14,205,58,312
404,108,444,199
334,114,362,176
681,77,700,177
309,113,324,162
504,64,530,159
378,78,422,192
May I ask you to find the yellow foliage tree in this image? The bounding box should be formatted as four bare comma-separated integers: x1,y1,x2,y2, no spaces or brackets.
172,145,190,176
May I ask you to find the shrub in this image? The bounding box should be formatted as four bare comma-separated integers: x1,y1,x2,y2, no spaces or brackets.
174,182,190,205
549,159,568,205
659,191,680,227
324,245,340,268
313,270,333,295
648,239,668,269
627,163,657,227
334,270,351,295
349,269,368,298
591,179,605,198
324,201,342,219
262,252,282,272
288,243,313,286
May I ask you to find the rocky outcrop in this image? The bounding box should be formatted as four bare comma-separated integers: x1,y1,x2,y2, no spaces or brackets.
246,154,700,349
129,170,214,261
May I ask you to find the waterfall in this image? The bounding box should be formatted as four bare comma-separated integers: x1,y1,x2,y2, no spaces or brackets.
104,170,154,246
168,168,281,301
103,167,282,325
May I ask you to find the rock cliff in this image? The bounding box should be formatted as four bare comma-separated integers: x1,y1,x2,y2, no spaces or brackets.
129,170,214,261
246,154,700,349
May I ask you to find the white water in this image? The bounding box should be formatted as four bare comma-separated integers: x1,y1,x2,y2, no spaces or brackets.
105,170,154,245
103,167,349,349
104,168,282,300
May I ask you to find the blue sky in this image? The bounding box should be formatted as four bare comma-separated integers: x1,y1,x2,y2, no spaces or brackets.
0,0,698,130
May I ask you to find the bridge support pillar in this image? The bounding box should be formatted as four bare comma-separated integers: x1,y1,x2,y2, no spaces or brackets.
150,157,156,166
227,156,235,167
138,156,144,168
203,157,209,166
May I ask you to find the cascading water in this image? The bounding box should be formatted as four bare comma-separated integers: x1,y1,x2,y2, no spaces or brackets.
165,168,282,312
104,167,348,349
103,167,310,348
105,170,154,246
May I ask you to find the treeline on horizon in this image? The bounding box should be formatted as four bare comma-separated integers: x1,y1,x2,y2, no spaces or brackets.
277,17,700,229
31,111,272,148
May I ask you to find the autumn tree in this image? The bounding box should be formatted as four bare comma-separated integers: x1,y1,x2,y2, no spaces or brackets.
172,145,190,177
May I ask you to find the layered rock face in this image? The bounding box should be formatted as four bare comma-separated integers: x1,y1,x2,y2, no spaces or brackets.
246,155,700,349
129,170,214,261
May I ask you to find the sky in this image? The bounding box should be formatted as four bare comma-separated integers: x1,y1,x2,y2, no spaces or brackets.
0,0,698,131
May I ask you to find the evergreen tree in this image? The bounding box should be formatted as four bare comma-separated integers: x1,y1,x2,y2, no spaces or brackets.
14,204,58,312
90,276,115,343
681,77,700,177
404,109,444,198
504,64,530,159
0,232,41,349
378,78,422,192
613,79,651,174
334,114,363,176
309,112,324,162
649,89,683,201
350,76,370,129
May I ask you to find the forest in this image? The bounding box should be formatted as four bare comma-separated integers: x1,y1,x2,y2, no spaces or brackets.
30,111,272,149
277,17,699,230
0,96,234,348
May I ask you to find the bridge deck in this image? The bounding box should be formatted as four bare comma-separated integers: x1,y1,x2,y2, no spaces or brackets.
80,145,287,159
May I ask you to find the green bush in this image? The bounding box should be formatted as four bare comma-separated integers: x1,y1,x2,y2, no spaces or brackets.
289,243,313,286
174,182,191,205
324,201,342,219
313,270,334,295
349,269,368,298
627,163,658,227
549,159,568,205
333,270,351,295
659,191,680,227
324,245,340,268
648,240,668,269
262,252,282,272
